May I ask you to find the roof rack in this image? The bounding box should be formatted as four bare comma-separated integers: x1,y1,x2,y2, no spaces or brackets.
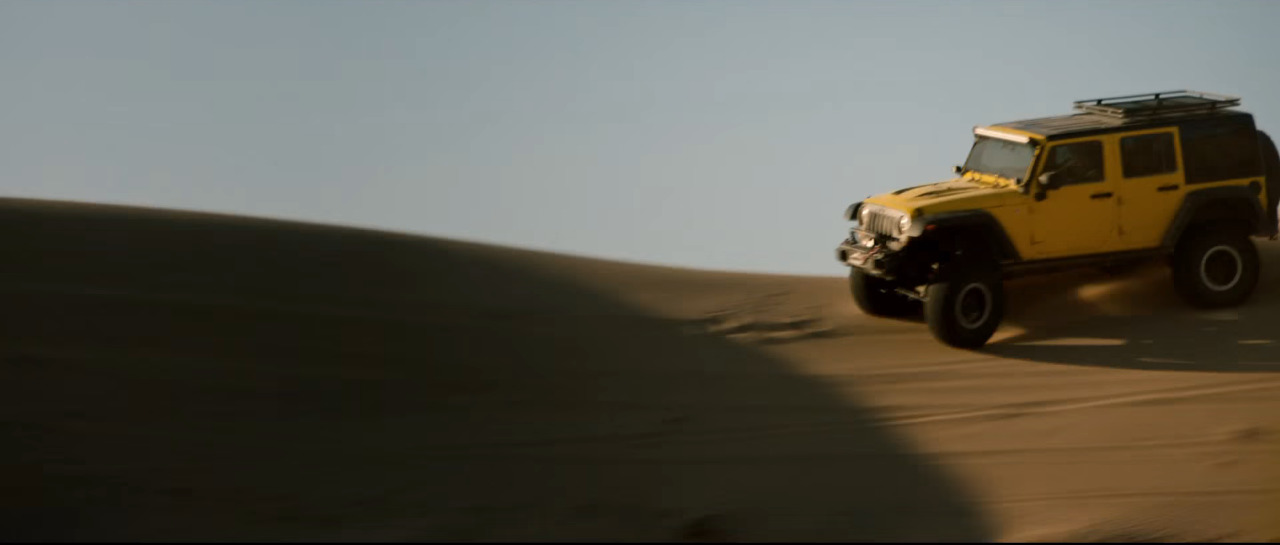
1072,90,1241,119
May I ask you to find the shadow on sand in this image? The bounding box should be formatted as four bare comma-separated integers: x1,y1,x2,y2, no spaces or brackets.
0,198,992,542
988,244,1280,373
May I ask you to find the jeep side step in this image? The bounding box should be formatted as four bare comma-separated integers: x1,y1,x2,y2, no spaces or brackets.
1000,248,1172,279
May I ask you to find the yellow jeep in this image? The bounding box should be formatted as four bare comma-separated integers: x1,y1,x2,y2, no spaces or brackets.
836,90,1280,349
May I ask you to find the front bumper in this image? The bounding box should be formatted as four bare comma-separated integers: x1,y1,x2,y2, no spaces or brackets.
835,232,906,279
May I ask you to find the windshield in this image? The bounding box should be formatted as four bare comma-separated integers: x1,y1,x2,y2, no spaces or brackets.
961,136,1035,182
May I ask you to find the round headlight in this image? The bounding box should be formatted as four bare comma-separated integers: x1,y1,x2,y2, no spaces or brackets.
898,214,912,234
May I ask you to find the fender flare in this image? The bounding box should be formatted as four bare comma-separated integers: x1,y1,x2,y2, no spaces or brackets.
1161,185,1268,248
908,210,1020,262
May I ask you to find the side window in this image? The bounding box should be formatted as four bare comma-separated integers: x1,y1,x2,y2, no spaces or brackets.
1044,140,1104,185
1181,117,1263,184
1121,133,1178,178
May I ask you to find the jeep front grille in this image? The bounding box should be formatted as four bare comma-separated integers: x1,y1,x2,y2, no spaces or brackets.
862,209,899,237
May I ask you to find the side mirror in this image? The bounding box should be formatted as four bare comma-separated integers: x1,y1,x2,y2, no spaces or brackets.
1038,171,1058,189
953,165,964,174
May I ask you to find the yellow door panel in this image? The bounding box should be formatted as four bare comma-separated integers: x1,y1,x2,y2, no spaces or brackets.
1029,137,1119,259
1115,128,1184,250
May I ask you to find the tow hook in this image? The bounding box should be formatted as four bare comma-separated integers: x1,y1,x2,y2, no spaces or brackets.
895,287,926,302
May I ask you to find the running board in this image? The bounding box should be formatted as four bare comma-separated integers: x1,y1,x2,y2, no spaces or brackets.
1000,248,1171,279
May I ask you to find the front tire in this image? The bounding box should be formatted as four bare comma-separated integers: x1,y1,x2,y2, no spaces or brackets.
924,263,1005,349
1172,230,1259,309
850,269,918,317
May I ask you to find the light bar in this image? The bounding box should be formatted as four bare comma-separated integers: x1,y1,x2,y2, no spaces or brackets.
973,126,1031,144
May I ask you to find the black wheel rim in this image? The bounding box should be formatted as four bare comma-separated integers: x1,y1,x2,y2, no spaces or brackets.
955,283,992,329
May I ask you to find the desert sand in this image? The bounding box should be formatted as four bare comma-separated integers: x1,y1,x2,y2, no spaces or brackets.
3,197,1280,542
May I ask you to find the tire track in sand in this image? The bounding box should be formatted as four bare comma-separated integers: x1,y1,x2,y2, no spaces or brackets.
422,378,1280,453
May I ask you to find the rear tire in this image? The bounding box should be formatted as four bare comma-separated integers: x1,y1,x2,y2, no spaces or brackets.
850,269,918,317
1172,230,1259,309
924,262,1004,349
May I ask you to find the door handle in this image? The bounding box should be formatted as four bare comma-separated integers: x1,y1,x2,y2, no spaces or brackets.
1091,192,1113,199
1157,184,1180,192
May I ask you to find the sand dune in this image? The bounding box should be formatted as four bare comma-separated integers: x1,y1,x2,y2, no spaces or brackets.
3,197,1279,541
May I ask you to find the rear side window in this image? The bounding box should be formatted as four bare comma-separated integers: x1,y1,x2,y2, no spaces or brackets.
1181,117,1263,184
1121,133,1178,178
1044,140,1105,185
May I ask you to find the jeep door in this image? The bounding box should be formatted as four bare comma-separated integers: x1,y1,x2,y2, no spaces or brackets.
1114,128,1183,250
1030,137,1119,258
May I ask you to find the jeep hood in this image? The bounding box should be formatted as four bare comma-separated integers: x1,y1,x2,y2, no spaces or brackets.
863,177,1022,215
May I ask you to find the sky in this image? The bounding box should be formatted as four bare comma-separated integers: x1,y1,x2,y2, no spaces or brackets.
3,0,1280,276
